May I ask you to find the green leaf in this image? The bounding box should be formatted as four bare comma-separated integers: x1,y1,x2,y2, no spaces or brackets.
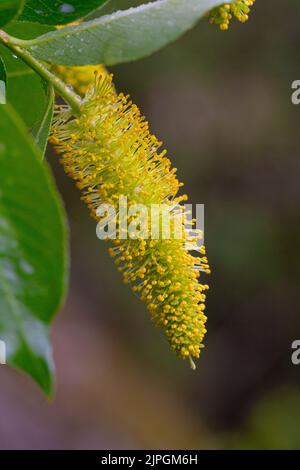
0,0,24,27
20,0,109,25
0,104,68,395
32,85,54,157
0,56,6,104
6,71,50,130
24,0,230,66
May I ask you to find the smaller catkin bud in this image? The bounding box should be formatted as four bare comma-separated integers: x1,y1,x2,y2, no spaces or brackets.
52,64,109,96
209,0,255,30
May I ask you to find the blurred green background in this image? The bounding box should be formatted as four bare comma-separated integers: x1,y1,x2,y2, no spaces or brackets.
1,0,300,449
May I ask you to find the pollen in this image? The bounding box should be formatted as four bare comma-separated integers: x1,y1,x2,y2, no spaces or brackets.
50,73,210,368
209,0,255,30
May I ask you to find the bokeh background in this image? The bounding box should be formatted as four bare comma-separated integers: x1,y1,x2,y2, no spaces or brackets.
1,0,300,450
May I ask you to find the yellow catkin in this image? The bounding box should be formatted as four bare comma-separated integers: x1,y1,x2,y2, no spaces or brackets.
209,0,255,30
50,74,210,368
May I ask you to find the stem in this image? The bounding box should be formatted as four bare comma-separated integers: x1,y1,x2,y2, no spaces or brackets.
0,30,81,115
189,355,196,371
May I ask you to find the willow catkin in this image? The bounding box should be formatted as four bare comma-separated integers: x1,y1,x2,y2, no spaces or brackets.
50,73,210,368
